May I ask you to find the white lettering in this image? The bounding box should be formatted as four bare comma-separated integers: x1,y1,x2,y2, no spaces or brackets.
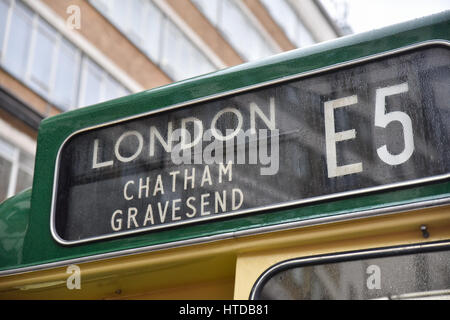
200,193,210,216
138,177,150,199
149,122,173,156
114,130,144,163
92,139,113,169
153,175,164,195
211,108,243,141
201,165,212,187
250,96,276,133
214,190,226,213
219,162,233,183
232,188,244,210
186,196,197,218
143,204,154,226
111,209,123,231
324,95,363,178
123,180,134,200
375,82,414,165
169,171,180,192
172,199,181,221
184,168,195,190
127,207,139,229
158,201,169,223
181,117,203,149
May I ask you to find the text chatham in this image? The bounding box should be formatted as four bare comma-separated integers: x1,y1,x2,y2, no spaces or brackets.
110,163,244,232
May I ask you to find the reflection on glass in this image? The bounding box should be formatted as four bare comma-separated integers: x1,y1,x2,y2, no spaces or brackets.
257,249,450,300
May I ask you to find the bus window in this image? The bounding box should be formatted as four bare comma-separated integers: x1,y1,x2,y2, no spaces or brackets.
251,242,450,300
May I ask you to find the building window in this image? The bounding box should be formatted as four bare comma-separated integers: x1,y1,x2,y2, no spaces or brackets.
192,0,276,62
160,17,214,80
52,38,81,109
0,0,10,55
0,136,34,202
297,22,315,47
3,0,33,78
79,57,128,108
144,0,163,62
104,73,127,102
0,0,130,112
260,0,315,48
28,18,57,96
222,0,275,61
80,58,102,107
90,0,216,81
193,0,220,26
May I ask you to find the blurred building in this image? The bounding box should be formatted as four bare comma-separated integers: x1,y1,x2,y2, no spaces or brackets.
0,0,341,202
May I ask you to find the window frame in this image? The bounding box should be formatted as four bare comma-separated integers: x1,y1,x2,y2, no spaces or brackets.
250,240,450,300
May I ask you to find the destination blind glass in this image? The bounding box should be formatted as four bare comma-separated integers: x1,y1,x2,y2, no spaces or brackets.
53,45,450,243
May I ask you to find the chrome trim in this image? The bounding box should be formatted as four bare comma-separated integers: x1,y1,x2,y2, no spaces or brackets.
249,240,450,300
1,196,449,276
49,40,450,245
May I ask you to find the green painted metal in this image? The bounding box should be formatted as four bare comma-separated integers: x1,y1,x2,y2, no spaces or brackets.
0,188,31,267
0,11,449,272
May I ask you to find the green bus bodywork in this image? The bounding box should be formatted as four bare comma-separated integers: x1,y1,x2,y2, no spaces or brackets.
1,11,449,273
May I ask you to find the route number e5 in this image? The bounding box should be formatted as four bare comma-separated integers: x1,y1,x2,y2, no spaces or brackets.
325,82,414,178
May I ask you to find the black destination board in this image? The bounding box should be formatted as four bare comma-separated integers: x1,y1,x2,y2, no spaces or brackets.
53,45,450,244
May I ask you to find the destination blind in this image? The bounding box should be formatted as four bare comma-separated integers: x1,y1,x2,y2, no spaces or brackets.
53,45,450,243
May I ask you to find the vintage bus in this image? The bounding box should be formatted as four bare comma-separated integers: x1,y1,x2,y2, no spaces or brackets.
0,11,449,300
